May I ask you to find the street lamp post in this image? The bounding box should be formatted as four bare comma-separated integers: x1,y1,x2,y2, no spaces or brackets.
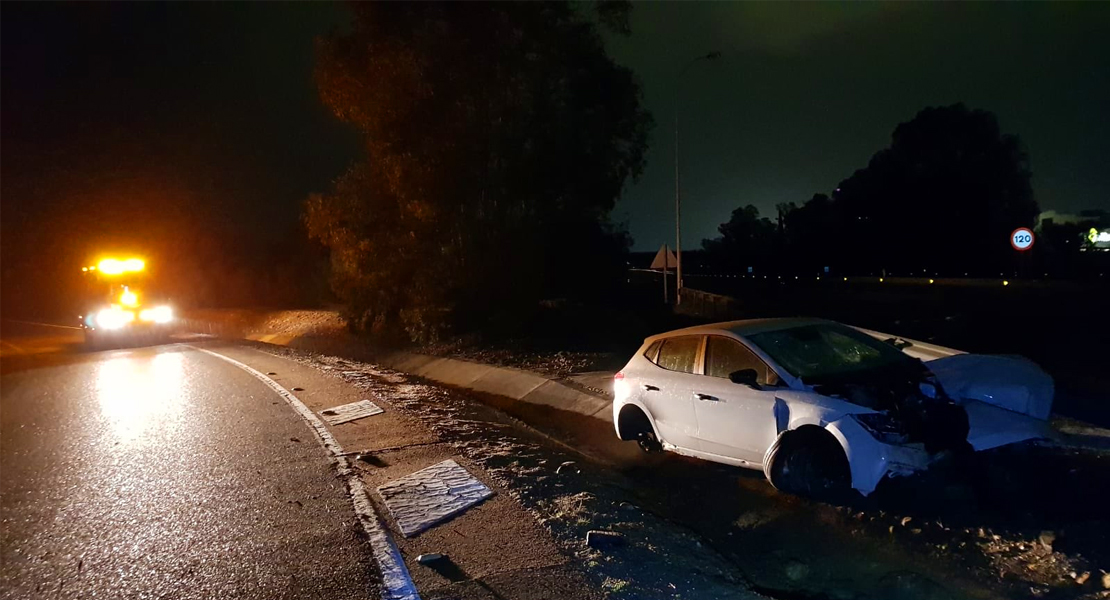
674,51,720,305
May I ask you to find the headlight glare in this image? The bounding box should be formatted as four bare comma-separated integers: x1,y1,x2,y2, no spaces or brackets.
139,306,173,324
96,307,135,330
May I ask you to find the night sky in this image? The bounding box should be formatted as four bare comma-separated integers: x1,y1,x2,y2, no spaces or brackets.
2,2,1108,312
607,2,1110,250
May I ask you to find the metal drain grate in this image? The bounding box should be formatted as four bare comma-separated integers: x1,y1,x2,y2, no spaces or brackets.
318,400,384,425
378,459,493,537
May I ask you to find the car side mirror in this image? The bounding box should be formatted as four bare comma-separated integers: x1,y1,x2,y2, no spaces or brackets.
729,369,762,389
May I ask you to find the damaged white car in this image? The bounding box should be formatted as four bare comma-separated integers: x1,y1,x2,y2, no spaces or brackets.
612,318,1052,497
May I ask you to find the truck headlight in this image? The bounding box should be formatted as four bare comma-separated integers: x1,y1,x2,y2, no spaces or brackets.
96,307,135,330
139,305,173,324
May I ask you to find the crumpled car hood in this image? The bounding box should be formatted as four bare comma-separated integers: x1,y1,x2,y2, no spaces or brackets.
927,354,1054,420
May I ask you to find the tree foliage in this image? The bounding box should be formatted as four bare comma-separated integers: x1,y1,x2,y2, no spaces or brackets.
306,2,651,341
700,204,776,271
704,104,1039,275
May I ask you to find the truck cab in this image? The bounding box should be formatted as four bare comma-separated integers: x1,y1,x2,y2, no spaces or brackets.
79,257,175,347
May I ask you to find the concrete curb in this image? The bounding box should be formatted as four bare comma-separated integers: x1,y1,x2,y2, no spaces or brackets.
374,350,614,423
178,313,614,423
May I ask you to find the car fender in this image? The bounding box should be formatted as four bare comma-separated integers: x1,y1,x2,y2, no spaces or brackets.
762,395,925,496
612,397,663,442
825,416,931,495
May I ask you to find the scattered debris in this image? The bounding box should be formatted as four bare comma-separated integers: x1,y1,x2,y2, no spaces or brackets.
618,501,639,513
355,453,387,468
586,530,625,550
290,437,300,443
783,559,809,582
266,372,277,375
557,461,580,475
1076,571,1090,585
318,400,384,425
1101,571,1110,589
291,387,305,392
378,459,492,537
416,553,445,565
901,516,913,527
1038,531,1055,551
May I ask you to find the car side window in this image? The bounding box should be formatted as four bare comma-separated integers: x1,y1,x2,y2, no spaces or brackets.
705,336,779,385
643,340,663,364
655,336,700,374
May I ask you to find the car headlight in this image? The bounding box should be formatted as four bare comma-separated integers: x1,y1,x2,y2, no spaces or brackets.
849,412,908,444
96,307,135,330
139,305,173,324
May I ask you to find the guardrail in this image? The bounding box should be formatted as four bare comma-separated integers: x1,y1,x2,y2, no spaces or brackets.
673,288,742,320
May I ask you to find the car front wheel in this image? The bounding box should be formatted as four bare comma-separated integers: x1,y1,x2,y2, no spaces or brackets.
766,428,851,501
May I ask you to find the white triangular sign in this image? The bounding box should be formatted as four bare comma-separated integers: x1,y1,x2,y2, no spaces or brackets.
650,244,678,270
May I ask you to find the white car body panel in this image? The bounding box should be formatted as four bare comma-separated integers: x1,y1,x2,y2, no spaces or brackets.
928,354,1054,420
691,375,779,463
614,318,1055,496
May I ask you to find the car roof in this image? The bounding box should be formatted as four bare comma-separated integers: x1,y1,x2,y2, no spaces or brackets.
644,317,834,343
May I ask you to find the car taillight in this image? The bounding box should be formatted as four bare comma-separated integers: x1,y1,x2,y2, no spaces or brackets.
614,372,624,380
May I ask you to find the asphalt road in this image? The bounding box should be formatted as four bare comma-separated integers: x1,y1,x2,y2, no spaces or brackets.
1,343,380,599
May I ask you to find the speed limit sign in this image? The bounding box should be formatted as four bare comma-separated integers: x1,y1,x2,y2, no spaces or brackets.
1010,227,1035,251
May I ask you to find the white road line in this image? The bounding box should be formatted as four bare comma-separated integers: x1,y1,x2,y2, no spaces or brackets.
194,347,420,600
0,340,27,354
1,319,83,330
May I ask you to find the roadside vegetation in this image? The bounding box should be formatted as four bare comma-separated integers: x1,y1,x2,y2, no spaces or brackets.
305,2,651,343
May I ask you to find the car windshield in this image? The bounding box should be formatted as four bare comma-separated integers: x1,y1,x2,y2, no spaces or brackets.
747,324,921,384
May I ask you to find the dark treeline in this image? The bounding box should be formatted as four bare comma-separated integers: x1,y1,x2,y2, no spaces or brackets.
701,104,1104,278
305,2,651,342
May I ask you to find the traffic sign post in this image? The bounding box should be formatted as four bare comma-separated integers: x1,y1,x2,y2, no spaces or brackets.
650,244,678,304
1010,227,1035,280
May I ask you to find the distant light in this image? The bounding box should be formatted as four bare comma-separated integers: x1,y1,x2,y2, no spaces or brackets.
843,277,848,282
82,267,89,272
816,277,820,281
929,279,935,284
879,278,884,283
98,257,145,276
120,289,139,307
1002,280,1010,286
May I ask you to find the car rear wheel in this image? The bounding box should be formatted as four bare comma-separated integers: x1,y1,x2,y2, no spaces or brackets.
636,430,662,453
618,406,662,453
767,428,851,501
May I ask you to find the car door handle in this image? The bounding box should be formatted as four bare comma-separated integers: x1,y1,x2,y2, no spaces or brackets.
694,393,719,402
642,384,660,392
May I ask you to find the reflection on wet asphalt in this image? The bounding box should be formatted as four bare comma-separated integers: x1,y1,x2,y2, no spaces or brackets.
0,345,378,599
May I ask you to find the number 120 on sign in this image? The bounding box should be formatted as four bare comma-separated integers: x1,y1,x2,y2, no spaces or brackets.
1011,228,1035,251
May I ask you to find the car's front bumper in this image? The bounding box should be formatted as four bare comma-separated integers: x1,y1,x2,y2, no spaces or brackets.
826,417,934,496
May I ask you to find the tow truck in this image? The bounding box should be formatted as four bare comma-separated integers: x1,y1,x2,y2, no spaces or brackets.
79,257,175,346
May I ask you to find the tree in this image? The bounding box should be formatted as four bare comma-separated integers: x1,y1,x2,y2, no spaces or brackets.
701,204,776,271
305,2,652,341
832,104,1038,275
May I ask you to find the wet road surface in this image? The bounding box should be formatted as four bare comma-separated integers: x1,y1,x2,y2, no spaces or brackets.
1,344,380,599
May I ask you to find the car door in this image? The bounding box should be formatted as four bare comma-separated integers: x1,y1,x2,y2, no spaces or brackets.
692,335,782,464
639,335,702,451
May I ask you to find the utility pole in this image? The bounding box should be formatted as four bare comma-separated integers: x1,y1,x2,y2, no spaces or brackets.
674,51,721,305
